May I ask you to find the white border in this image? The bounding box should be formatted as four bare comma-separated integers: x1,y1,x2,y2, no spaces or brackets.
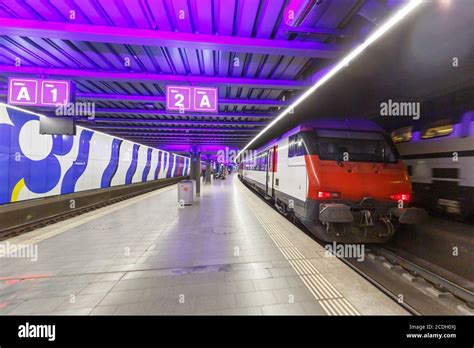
166,85,191,111
40,80,70,106
8,78,38,106
193,87,217,112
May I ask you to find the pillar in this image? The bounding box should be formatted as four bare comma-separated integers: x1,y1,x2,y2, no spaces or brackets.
205,155,212,184
190,146,201,195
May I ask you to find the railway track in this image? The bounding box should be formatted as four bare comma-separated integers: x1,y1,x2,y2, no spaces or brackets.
0,178,182,241
1,191,142,241
361,245,474,314
309,227,473,315
241,177,474,315
314,232,473,316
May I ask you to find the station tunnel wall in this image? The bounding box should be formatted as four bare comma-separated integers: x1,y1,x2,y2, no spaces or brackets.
0,105,190,205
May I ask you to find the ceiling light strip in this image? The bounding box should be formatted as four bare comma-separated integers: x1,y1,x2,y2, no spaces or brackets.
236,0,423,160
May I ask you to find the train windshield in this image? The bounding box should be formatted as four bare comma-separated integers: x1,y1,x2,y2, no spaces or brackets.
316,130,398,163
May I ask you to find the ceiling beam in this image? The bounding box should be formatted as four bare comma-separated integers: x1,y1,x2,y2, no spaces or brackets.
136,140,246,144
0,89,290,107
108,131,251,138
77,93,290,107
128,140,246,145
0,66,306,89
116,138,250,144
83,118,266,126
131,141,247,146
143,144,246,147
283,25,347,37
126,136,248,144
128,134,248,139
90,125,260,132
89,108,274,118
36,108,274,119
0,18,341,59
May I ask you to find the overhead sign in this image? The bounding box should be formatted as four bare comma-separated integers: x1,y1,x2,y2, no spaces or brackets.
193,87,217,112
166,86,191,112
8,77,71,107
166,85,217,113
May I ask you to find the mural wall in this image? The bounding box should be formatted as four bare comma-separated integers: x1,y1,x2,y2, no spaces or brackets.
0,104,190,205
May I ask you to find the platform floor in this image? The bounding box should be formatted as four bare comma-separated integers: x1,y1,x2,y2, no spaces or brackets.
0,175,407,315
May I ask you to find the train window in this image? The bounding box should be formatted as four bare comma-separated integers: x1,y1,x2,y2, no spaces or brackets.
391,127,412,143
421,124,453,139
316,130,397,163
296,137,304,156
288,134,304,157
432,168,458,179
288,135,297,158
254,151,267,171
259,154,263,171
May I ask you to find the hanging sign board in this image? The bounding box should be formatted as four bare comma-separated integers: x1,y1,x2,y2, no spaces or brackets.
166,85,217,113
8,77,71,107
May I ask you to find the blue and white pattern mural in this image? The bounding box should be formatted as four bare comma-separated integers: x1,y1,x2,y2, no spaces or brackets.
0,104,190,205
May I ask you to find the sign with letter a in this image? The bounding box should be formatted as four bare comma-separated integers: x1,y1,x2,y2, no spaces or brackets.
8,77,71,107
8,78,38,105
194,87,217,112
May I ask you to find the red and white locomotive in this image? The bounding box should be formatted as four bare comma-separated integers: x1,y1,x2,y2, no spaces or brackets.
239,119,427,243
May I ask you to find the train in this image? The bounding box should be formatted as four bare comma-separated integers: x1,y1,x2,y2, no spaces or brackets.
239,119,427,243
393,111,474,221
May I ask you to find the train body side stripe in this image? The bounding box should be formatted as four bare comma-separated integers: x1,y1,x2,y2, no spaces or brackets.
402,150,474,159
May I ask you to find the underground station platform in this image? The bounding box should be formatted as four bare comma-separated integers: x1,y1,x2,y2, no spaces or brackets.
0,175,407,316
0,0,473,346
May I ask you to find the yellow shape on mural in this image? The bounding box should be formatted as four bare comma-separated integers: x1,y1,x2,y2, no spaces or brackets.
11,178,25,202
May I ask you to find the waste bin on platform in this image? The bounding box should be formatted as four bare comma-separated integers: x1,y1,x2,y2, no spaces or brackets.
178,180,195,206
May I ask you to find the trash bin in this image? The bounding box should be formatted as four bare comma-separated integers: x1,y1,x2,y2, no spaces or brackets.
178,180,195,206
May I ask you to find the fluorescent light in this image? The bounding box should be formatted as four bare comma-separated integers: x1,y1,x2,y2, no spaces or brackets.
236,0,423,161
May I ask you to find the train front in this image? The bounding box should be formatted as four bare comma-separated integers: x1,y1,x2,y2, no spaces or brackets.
300,122,427,243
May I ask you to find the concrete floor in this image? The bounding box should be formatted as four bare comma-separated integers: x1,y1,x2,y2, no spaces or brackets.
0,175,407,315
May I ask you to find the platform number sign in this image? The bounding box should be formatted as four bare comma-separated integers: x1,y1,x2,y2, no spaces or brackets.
166,86,191,112
41,80,70,106
166,85,217,113
8,78,38,105
193,87,217,112
8,77,71,107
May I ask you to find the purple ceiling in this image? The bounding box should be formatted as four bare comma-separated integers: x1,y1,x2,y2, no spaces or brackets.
0,0,403,152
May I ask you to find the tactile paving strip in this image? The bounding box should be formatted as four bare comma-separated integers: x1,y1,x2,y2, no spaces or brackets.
237,181,360,316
